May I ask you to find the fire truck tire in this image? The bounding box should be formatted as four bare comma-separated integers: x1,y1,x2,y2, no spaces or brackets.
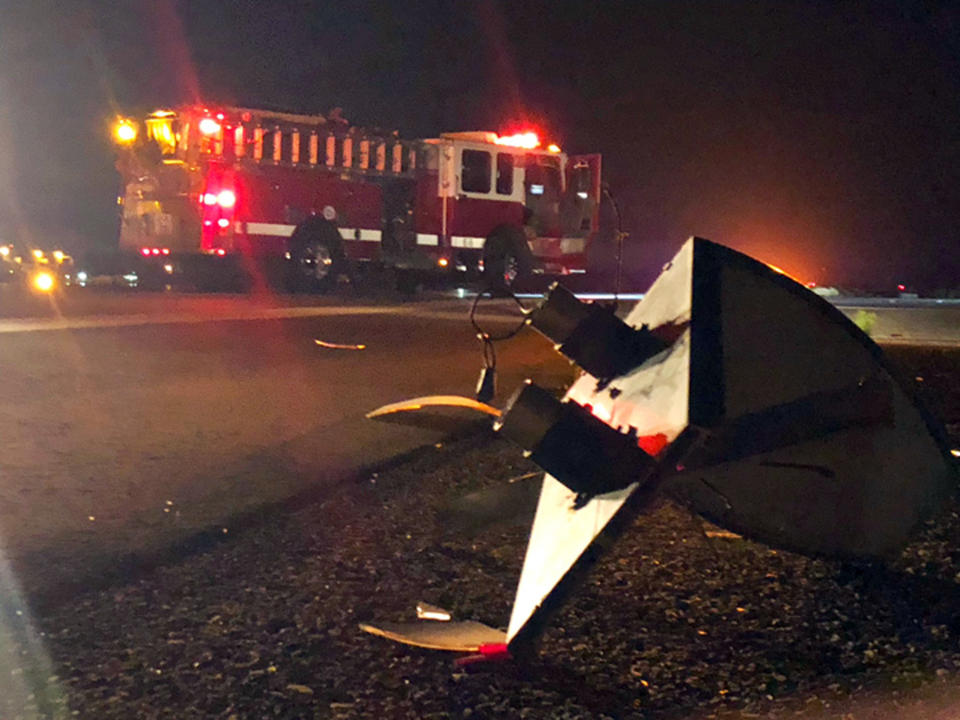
287,218,345,292
483,225,533,293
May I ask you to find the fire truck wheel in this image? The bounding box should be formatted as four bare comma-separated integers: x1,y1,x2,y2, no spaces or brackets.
288,219,344,292
483,225,532,294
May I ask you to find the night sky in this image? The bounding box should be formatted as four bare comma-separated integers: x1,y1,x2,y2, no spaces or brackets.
1,0,957,290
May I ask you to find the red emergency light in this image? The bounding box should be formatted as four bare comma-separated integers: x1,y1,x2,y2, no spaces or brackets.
495,132,540,149
217,189,236,208
202,189,236,208
199,118,222,135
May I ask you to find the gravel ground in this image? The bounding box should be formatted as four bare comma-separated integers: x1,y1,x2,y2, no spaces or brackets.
2,347,959,719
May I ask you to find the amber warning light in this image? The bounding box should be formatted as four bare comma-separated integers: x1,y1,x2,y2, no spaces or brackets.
114,118,138,144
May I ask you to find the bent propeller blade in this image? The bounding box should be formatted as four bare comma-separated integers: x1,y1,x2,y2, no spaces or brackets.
366,395,502,419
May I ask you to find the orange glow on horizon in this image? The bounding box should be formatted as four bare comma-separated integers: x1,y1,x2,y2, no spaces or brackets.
765,262,805,286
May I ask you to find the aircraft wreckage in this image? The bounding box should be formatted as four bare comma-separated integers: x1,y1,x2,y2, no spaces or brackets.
361,237,956,663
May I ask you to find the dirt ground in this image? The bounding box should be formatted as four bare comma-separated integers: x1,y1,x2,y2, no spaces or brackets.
0,346,955,719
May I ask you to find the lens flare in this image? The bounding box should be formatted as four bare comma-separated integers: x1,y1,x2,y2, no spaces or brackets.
114,118,138,144
217,189,236,208
199,118,222,135
32,271,56,293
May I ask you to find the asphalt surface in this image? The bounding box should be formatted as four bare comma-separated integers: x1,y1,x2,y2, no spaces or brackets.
832,304,960,348
0,288,573,600
0,285,957,603
0,288,959,718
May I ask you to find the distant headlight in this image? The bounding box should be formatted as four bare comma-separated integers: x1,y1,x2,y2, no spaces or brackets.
32,270,56,293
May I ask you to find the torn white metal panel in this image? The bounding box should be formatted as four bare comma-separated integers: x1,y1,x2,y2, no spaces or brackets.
622,237,694,332
502,236,955,650
506,475,638,642
506,263,695,643
361,236,956,658
567,330,690,444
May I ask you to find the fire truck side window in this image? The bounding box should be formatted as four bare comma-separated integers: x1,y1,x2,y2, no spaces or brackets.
461,150,491,193
419,145,438,171
261,129,275,162
496,153,514,195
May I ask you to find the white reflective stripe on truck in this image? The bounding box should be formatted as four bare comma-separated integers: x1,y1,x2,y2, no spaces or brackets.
416,233,439,246
559,237,587,254
241,222,382,241
338,228,382,242
451,236,484,249
244,222,296,237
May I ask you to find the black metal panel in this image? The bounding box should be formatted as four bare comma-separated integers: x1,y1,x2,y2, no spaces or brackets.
496,382,655,497
527,283,670,380
688,238,725,426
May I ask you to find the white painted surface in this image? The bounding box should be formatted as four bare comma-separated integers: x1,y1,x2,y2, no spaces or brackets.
559,238,587,254
451,236,484,249
507,477,638,641
506,244,695,642
244,222,296,237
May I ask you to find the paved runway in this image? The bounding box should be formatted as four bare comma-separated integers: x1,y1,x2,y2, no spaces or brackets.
0,287,956,596
0,292,570,596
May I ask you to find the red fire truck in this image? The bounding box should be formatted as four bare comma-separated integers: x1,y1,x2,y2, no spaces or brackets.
113,105,602,291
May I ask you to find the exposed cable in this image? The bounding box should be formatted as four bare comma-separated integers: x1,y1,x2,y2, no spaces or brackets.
602,183,627,309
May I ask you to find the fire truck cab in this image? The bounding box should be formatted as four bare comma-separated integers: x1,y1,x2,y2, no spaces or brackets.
114,106,601,291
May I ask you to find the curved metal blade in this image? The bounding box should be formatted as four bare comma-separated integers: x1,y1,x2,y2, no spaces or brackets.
315,338,366,350
365,395,502,420
359,620,505,652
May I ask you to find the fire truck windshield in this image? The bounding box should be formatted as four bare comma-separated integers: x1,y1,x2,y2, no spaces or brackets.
145,115,180,157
